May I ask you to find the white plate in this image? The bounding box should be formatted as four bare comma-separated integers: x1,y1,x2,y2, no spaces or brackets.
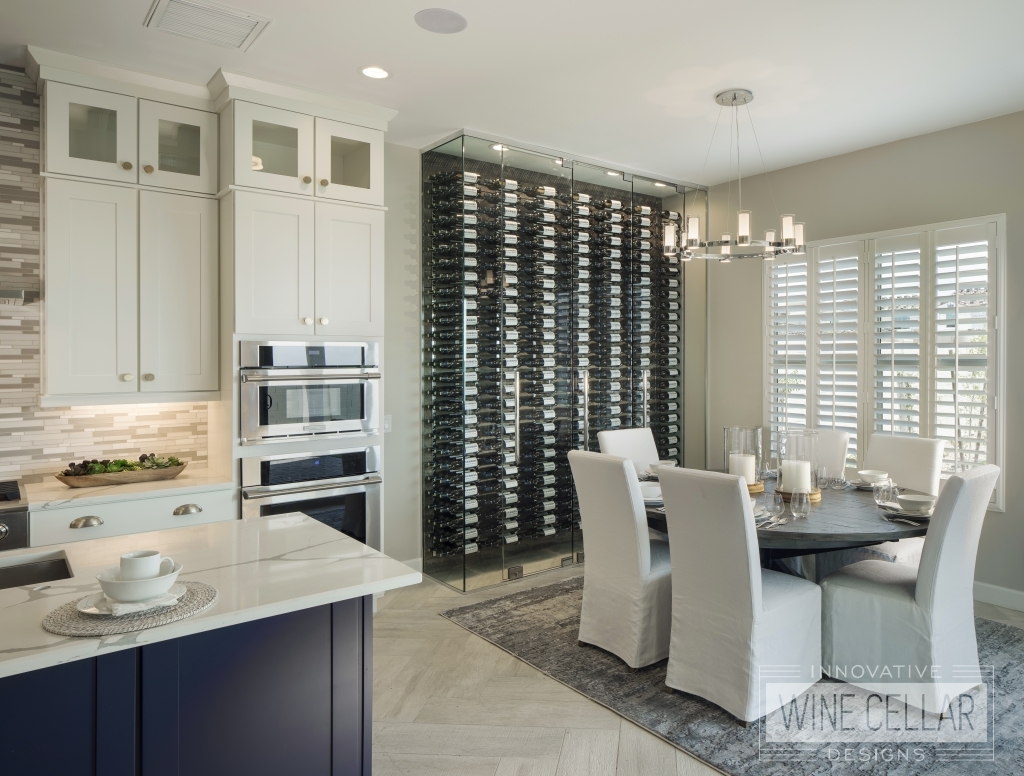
78,583,187,616
879,504,933,519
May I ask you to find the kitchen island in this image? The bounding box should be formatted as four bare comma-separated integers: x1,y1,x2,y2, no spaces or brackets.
0,514,421,776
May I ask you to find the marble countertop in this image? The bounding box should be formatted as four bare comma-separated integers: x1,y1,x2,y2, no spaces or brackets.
0,514,421,679
26,469,235,510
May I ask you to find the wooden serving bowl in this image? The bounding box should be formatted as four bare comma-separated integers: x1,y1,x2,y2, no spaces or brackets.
55,463,188,489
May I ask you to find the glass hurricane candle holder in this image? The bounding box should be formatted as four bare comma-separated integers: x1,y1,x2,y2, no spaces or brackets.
724,426,762,490
778,429,818,494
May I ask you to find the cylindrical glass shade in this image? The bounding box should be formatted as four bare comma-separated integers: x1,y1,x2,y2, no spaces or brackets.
779,429,818,492
721,233,731,255
663,221,677,255
764,228,776,259
723,426,762,485
737,211,751,244
794,222,805,250
781,214,795,246
687,215,700,247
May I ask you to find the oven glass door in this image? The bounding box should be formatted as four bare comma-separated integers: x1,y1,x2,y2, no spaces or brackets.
259,383,364,427
258,491,366,544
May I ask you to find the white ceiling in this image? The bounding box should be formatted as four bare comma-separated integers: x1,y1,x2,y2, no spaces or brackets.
3,0,1024,185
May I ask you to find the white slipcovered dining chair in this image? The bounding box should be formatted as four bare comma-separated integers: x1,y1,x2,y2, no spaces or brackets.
792,434,946,582
660,467,821,723
568,450,672,669
821,464,999,714
815,428,851,478
597,427,660,476
598,427,667,539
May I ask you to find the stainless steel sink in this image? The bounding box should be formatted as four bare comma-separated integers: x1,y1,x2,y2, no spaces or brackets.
0,551,73,590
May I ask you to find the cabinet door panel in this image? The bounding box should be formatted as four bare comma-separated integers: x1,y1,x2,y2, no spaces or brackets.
139,191,219,392
45,179,138,395
233,101,314,195
314,202,384,337
314,117,383,206
139,100,218,194
234,191,315,335
45,81,137,182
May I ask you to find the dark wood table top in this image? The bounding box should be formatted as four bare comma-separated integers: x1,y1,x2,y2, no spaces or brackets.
645,479,929,551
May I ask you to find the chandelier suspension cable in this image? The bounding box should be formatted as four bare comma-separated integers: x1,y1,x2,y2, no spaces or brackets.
736,105,742,213
690,105,725,219
744,103,780,222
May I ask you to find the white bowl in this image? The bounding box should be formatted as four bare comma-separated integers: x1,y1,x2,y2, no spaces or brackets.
97,562,182,603
640,483,662,501
858,470,889,484
897,494,937,514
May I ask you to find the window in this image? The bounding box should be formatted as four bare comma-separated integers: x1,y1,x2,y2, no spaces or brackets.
763,216,1004,508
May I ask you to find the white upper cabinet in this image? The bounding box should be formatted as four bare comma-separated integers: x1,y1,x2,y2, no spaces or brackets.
45,179,138,395
233,190,315,335
139,191,219,392
232,101,315,195
314,118,384,206
314,202,384,336
138,101,218,194
45,82,138,182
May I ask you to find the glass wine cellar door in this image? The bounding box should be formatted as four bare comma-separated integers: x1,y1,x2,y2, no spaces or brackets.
422,134,703,591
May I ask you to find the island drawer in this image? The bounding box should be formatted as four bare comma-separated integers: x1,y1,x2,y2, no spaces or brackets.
30,489,236,547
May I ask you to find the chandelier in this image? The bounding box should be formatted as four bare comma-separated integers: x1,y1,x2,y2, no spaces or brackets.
672,89,806,262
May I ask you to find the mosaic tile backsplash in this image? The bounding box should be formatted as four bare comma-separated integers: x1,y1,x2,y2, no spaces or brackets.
0,65,208,484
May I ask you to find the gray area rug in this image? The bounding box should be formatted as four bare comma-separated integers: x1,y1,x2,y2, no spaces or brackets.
441,576,1024,775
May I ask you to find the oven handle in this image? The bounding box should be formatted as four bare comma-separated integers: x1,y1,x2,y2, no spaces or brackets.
242,475,382,499
241,371,382,383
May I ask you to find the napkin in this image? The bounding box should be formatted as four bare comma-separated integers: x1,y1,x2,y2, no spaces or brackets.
106,590,181,616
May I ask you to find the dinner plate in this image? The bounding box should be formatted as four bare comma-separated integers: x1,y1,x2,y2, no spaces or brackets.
77,583,187,616
879,504,933,519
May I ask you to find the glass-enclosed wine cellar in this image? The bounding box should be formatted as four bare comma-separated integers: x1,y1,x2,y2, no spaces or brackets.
422,133,706,591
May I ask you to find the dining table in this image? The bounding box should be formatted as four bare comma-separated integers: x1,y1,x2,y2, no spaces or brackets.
645,478,929,567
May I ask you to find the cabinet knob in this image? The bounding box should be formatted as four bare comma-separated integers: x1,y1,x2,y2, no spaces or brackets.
302,175,312,184
70,516,104,529
121,373,134,382
142,373,155,381
121,161,133,171
319,317,329,325
173,503,203,516
302,317,313,325
0,524,8,541
320,179,329,187
143,164,155,174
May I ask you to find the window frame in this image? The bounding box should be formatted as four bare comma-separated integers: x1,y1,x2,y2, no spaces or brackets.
762,214,1006,511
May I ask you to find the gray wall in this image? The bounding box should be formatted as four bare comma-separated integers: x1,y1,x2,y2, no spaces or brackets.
380,143,423,565
706,109,1024,597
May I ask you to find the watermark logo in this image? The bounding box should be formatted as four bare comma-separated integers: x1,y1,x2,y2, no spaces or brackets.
757,665,995,763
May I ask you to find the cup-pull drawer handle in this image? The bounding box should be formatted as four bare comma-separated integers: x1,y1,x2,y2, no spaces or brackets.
70,516,104,529
173,504,203,515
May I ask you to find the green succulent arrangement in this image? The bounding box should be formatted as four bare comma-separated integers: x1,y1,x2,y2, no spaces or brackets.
62,453,184,477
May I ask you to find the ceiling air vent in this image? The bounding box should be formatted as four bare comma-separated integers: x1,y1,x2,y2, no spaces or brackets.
144,0,272,51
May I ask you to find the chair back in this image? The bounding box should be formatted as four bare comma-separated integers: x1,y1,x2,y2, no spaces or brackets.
816,428,851,476
568,451,652,588
863,434,945,495
659,467,761,617
597,427,660,476
915,465,999,614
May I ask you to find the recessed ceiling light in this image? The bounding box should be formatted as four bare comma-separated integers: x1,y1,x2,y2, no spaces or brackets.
362,66,389,79
415,8,468,34
654,182,666,187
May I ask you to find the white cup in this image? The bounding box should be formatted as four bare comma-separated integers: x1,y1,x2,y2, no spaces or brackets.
120,550,174,581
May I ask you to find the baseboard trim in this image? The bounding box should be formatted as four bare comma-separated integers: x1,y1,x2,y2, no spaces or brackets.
974,581,1024,613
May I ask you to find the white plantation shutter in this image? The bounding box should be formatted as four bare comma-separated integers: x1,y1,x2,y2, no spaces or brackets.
933,225,990,475
814,247,860,468
768,260,808,452
872,237,922,437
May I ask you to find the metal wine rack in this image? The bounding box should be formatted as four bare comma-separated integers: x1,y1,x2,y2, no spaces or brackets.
422,133,705,591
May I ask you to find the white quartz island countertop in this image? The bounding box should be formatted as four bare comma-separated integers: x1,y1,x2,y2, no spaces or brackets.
0,514,421,679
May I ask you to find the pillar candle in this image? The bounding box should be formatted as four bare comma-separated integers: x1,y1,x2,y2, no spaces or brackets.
781,460,812,492
729,453,756,485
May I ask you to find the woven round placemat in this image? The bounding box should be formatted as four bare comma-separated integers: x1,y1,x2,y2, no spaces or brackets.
42,581,218,637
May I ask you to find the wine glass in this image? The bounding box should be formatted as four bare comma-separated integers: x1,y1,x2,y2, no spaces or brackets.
872,479,898,507
791,491,810,519
766,493,785,521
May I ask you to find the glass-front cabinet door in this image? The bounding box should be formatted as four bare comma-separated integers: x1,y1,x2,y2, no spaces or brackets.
233,101,314,195
313,118,384,206
45,82,138,183
138,101,218,194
